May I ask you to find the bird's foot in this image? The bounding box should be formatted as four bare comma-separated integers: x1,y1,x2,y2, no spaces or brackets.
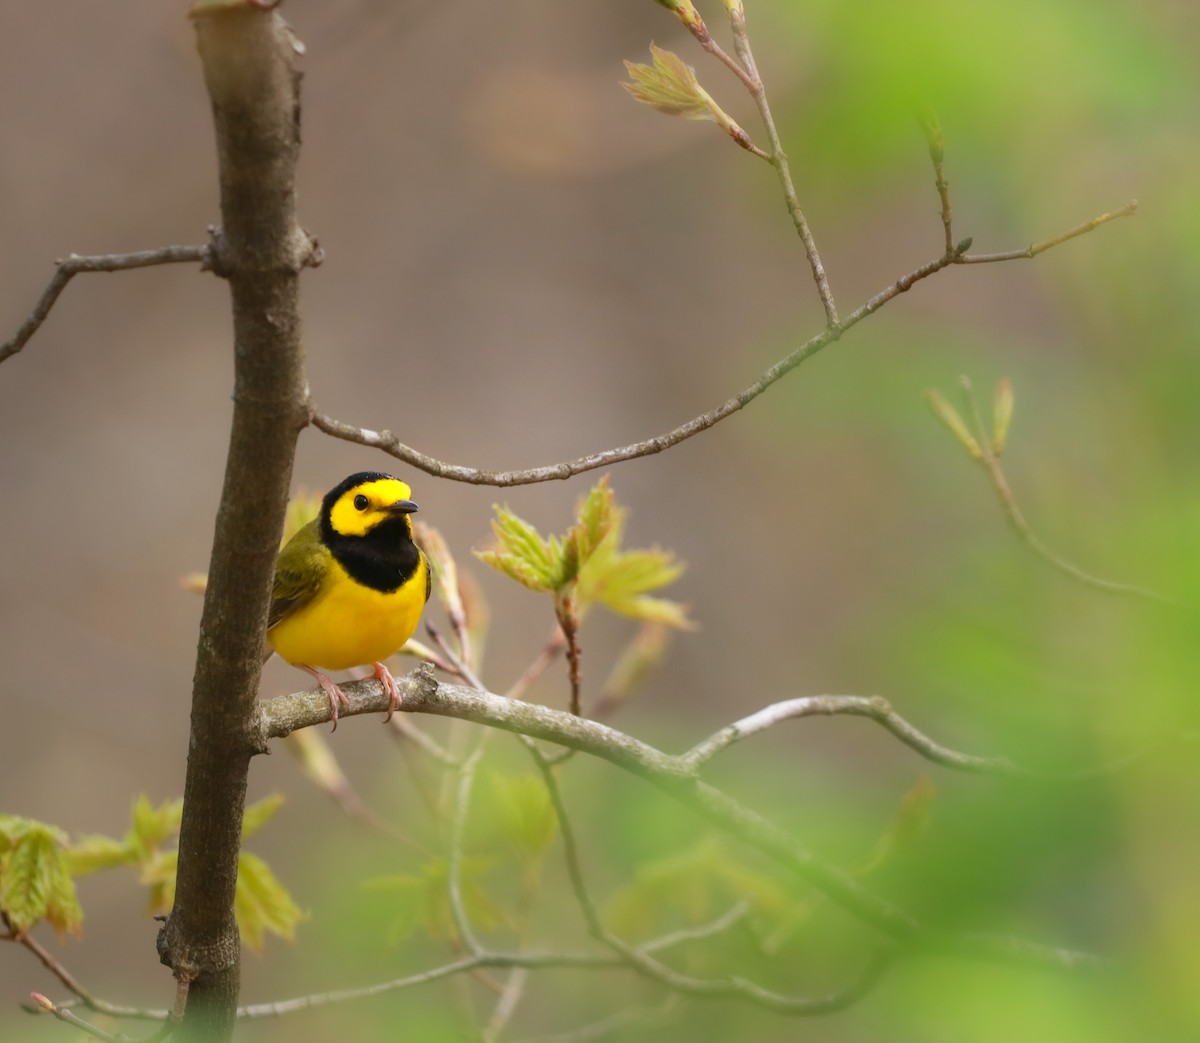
302,666,351,732
372,662,402,721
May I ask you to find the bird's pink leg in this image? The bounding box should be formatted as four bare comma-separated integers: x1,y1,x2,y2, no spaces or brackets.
300,665,350,732
371,662,402,721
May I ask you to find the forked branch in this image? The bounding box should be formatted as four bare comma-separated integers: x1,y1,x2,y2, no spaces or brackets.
254,668,1108,973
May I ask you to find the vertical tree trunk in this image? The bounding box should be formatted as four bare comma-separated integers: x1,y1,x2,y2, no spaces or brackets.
156,6,314,1038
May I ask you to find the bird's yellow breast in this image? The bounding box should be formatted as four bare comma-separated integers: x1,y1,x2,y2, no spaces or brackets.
267,554,428,672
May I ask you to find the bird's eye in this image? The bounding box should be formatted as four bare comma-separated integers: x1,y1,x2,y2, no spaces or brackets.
353,494,369,511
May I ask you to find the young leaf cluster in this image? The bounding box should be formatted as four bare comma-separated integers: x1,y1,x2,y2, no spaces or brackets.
475,477,690,714
925,377,1014,463
622,45,753,153
0,816,82,937
1,796,301,953
476,476,692,629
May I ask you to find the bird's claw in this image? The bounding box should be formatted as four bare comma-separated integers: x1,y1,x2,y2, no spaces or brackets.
372,662,402,722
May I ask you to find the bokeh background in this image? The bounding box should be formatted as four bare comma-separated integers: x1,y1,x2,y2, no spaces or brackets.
1,1,1197,1040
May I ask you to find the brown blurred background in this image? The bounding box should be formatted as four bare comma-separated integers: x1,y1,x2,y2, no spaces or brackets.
2,1,1197,1040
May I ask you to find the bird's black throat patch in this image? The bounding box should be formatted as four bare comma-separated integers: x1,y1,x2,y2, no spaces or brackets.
323,514,422,594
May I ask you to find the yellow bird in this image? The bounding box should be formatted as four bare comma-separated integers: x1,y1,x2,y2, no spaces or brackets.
267,472,430,729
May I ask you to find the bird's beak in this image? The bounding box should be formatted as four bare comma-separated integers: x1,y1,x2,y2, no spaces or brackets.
387,499,419,515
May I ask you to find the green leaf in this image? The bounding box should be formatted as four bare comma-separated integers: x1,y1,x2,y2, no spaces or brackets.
558,531,582,588
578,543,693,629
992,377,1015,456
365,858,502,944
282,492,321,545
477,478,692,630
858,772,936,876
713,858,812,953
236,852,305,952
0,815,25,851
623,45,713,122
605,839,722,939
925,388,984,461
494,509,555,577
140,850,178,918
474,549,551,593
362,872,425,945
606,838,811,951
65,834,135,876
241,794,285,841
0,824,81,936
44,845,83,938
127,796,183,859
570,477,615,564
489,772,558,859
474,507,564,592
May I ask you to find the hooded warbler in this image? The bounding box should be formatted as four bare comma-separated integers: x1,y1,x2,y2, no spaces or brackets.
267,471,431,729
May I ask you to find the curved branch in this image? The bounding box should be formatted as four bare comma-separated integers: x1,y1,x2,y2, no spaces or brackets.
681,694,1163,781
5,913,166,1022
310,315,840,484
682,695,1027,775
307,241,978,487
0,245,212,366
254,668,1107,973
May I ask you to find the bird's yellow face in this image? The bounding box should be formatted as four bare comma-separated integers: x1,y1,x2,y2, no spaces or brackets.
326,476,418,538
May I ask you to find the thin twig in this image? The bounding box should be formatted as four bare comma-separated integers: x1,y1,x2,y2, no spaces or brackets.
955,376,1175,606
727,5,838,326
306,243,965,485
640,900,751,953
983,452,1173,604
506,627,568,701
234,951,621,1019
427,622,498,824
401,636,464,677
29,993,126,1042
957,202,1138,263
449,746,487,956
308,316,832,485
700,35,758,93
429,623,489,694
482,968,529,1043
5,914,169,1021
919,108,955,255
682,696,1020,775
0,245,212,365
679,10,759,93
680,693,1160,780
29,983,186,1043
556,600,583,716
527,742,896,1013
310,187,1130,488
386,711,461,767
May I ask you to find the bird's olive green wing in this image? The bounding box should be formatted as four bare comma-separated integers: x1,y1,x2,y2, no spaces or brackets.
267,520,330,631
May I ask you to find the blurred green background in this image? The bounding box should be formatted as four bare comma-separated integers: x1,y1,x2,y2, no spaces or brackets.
1,0,1196,1039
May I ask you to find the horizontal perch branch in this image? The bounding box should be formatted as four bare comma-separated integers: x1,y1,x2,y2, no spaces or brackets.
254,667,1107,973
